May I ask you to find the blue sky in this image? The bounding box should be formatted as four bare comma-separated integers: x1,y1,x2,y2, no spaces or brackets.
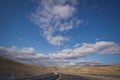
0,0,120,66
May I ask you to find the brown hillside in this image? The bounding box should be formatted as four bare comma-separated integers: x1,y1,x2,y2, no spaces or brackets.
56,65,120,76
0,56,55,77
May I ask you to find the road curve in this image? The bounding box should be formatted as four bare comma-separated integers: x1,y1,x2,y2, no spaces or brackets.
0,73,60,80
28,73,60,80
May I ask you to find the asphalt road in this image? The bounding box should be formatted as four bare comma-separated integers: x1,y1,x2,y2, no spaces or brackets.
17,73,93,80
17,73,59,80
0,73,60,80
1,73,120,80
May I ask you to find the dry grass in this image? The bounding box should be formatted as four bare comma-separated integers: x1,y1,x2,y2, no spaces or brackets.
0,56,55,77
55,65,120,76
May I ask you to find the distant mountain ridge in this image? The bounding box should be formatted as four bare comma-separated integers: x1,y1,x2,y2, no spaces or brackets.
0,56,55,77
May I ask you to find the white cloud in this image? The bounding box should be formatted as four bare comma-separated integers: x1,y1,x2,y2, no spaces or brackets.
0,46,48,64
0,46,102,65
73,60,102,66
74,43,81,48
36,59,73,66
31,0,80,46
52,5,75,18
49,48,84,59
58,19,81,32
19,47,34,53
46,35,69,46
49,41,120,59
0,41,120,65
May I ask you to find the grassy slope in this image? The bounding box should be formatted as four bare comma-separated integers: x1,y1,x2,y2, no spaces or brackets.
56,65,120,76
0,56,55,76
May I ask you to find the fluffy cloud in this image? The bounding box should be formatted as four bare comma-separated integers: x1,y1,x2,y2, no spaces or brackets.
49,41,120,59
73,60,102,66
46,35,69,46
0,46,102,66
74,43,81,48
0,46,72,65
52,5,75,18
0,46,48,64
31,0,80,46
36,59,73,66
0,41,120,65
19,47,34,53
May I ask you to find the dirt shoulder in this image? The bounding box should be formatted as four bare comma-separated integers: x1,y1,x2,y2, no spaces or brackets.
58,73,120,80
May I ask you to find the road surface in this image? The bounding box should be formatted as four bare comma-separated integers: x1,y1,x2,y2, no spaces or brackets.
0,73,59,80
1,73,120,80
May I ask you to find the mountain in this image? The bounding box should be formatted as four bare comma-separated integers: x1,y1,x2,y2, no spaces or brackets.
0,56,55,77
